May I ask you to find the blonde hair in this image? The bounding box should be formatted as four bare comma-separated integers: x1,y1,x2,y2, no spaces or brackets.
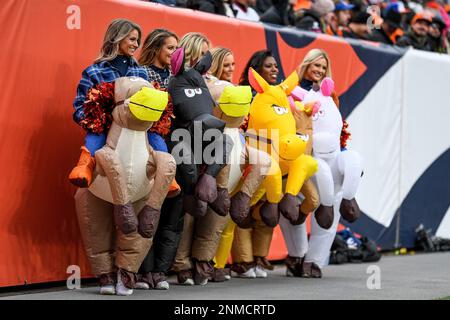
209,47,233,79
95,19,142,63
139,28,178,67
297,49,332,82
179,32,210,68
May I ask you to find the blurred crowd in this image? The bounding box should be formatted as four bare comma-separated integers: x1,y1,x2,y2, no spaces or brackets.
142,0,450,53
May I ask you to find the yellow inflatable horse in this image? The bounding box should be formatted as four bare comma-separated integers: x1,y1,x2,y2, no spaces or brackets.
246,68,318,227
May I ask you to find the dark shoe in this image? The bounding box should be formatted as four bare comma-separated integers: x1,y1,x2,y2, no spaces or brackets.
209,187,230,216
229,191,251,225
183,194,208,218
339,198,361,223
138,205,160,238
314,204,334,229
211,268,231,282
301,261,322,278
259,202,280,227
99,272,116,286
285,256,303,277
177,269,194,286
195,173,218,203
113,203,138,234
236,212,257,229
291,211,308,225
194,260,214,285
279,193,300,223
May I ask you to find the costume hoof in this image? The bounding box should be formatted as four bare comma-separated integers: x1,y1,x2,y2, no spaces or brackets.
183,195,208,218
236,212,257,229
314,204,334,229
291,211,308,225
259,202,280,227
339,198,361,223
229,191,251,224
138,205,160,238
195,173,218,203
279,193,300,223
301,262,322,278
114,203,138,234
209,188,230,216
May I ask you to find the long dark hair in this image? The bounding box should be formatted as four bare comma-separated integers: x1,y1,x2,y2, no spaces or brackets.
239,50,274,85
139,28,179,67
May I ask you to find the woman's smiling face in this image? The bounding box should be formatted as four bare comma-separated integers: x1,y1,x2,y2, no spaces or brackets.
305,57,328,83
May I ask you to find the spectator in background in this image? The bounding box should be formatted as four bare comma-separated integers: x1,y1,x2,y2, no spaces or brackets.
428,14,449,53
230,0,261,21
209,47,236,81
260,0,296,26
397,12,433,51
295,0,336,32
367,2,405,45
326,0,354,36
255,0,274,15
342,11,372,39
186,0,235,17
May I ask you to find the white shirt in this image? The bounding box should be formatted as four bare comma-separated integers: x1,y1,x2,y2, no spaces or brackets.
231,3,260,22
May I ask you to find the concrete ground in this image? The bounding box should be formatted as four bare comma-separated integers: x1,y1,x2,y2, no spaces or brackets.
1,252,449,300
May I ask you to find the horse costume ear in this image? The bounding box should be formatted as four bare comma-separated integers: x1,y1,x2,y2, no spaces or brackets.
248,67,269,93
320,77,334,97
171,47,185,76
279,71,299,95
194,51,212,75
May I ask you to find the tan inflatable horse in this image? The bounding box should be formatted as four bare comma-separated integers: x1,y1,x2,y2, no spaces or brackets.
75,77,176,296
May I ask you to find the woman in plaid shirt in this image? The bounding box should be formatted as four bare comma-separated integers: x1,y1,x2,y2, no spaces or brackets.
69,18,149,187
134,28,182,291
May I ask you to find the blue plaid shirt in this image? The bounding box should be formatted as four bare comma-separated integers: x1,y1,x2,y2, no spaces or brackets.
72,59,149,124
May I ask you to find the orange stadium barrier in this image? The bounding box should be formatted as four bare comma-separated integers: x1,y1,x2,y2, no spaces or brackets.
0,0,383,287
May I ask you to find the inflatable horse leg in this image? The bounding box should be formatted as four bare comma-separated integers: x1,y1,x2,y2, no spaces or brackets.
337,150,363,223
279,214,308,276
172,139,207,218
258,156,283,227
294,180,319,225
138,150,177,238
280,154,318,224
75,188,116,276
209,165,231,216
172,213,196,285
198,133,234,206
95,147,137,234
312,157,335,229
230,146,272,225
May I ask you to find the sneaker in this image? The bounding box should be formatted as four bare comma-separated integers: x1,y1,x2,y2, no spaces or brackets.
286,268,294,277
254,265,268,278
177,270,195,286
99,284,116,295
134,281,150,290
116,271,134,296
181,278,194,286
155,280,170,290
224,274,231,280
233,268,256,278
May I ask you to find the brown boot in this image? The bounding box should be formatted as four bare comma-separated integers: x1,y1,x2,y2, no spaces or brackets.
285,256,303,277
193,260,214,286
68,146,95,188
177,269,194,286
167,178,181,198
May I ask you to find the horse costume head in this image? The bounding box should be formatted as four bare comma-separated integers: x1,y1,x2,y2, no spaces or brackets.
205,77,252,128
113,77,168,131
168,48,225,132
302,77,342,159
247,68,308,161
